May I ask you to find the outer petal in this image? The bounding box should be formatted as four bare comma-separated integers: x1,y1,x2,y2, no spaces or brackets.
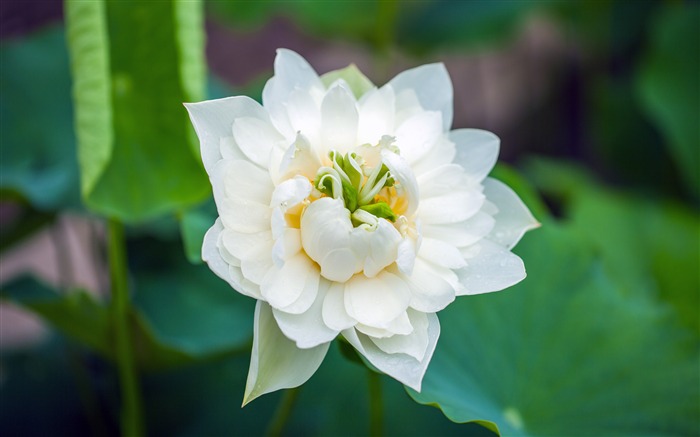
202,218,261,299
421,212,495,248
418,237,466,269
455,239,526,295
243,301,329,405
394,111,443,164
232,116,285,169
451,129,500,183
483,177,540,249
263,49,323,139
403,258,457,313
370,309,430,361
388,63,453,131
184,96,269,172
342,312,440,391
272,280,339,349
411,135,456,177
419,190,485,225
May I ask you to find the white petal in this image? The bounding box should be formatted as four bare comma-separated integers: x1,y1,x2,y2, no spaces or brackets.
286,88,322,147
418,237,466,269
419,190,485,224
388,63,453,131
370,309,430,361
381,149,420,217
240,242,275,285
261,252,319,312
232,116,285,169
184,96,268,172
455,239,526,295
220,136,246,161
202,219,261,299
357,86,396,145
363,219,402,277
279,263,321,315
411,135,456,177
417,163,469,199
396,236,418,276
321,84,359,153
216,159,274,204
221,228,273,261
422,212,495,248
271,228,302,267
483,177,540,249
451,129,500,183
263,49,324,140
216,196,271,234
279,133,322,180
344,271,411,329
404,258,457,313
355,311,413,338
394,111,442,164
301,198,365,282
272,281,339,349
322,282,356,331
243,301,329,405
270,176,312,211
342,312,440,391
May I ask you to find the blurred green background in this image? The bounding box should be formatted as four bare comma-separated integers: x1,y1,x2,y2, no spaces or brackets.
0,0,698,436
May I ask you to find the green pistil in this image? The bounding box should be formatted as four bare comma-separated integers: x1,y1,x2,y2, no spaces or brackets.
314,150,397,227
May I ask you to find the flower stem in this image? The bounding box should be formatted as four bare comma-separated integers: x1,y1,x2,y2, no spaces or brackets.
368,370,383,437
107,219,144,437
265,387,300,437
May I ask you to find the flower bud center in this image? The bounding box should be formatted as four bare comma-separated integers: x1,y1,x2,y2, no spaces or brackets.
313,149,400,228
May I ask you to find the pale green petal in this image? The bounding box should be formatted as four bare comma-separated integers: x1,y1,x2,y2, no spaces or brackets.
243,301,329,405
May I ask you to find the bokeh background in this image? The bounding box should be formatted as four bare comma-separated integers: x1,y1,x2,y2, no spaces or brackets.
1,1,698,436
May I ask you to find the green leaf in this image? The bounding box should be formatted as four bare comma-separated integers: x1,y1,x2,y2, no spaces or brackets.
320,64,374,99
179,199,217,264
636,4,700,197
409,225,700,435
65,0,210,222
397,1,547,52
1,268,253,371
0,277,111,356
132,259,254,358
0,26,81,210
526,158,700,335
359,202,396,222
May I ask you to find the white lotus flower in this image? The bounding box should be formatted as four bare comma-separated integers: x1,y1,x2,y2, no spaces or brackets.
185,49,539,405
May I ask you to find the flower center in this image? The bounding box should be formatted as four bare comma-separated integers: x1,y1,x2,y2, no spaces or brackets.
313,149,399,229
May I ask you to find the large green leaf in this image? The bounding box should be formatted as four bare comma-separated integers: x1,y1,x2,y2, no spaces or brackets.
132,258,254,357
0,269,253,371
636,4,700,197
0,26,81,210
65,0,210,222
526,157,700,335
409,225,700,435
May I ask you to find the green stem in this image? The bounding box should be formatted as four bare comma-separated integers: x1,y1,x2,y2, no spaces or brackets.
108,219,144,437
368,370,383,437
265,387,300,437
